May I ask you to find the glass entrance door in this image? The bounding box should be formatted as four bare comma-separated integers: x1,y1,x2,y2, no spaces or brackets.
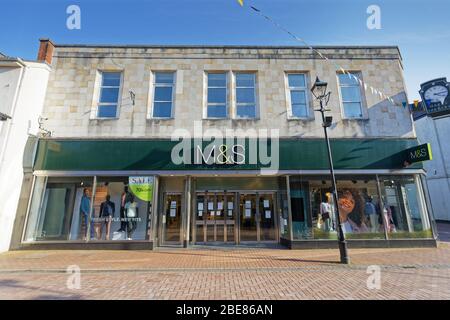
161,193,182,244
259,193,277,241
239,193,258,241
239,193,278,243
195,192,236,244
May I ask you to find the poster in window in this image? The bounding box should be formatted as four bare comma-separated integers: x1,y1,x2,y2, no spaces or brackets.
265,210,271,219
208,202,214,210
198,202,204,211
263,200,270,208
217,202,223,210
228,202,234,209
170,201,177,209
170,208,176,217
245,201,251,209
198,210,203,217
228,210,233,217
245,209,251,218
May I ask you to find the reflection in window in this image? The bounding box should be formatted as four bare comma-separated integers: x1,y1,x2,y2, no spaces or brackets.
379,176,431,238
235,73,257,118
207,73,228,118
92,177,150,241
98,72,122,118
152,72,175,118
24,176,152,242
24,177,94,241
287,74,309,118
338,72,363,119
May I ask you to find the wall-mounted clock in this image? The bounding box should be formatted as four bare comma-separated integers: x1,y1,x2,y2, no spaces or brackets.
419,78,450,117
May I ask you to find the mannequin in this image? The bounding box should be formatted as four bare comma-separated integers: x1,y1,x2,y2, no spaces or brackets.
118,186,132,232
364,196,378,233
320,192,334,232
125,194,139,240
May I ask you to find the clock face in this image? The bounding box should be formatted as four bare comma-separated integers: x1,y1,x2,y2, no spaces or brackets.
424,85,449,105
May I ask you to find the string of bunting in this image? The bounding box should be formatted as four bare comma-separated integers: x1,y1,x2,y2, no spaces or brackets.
236,0,407,108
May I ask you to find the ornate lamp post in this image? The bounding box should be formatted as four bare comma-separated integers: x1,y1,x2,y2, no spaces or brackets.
311,77,350,264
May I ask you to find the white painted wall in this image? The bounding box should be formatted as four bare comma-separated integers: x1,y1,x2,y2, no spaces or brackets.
0,60,50,252
414,115,450,221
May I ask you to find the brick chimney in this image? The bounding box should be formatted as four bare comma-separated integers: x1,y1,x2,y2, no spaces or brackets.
37,38,55,64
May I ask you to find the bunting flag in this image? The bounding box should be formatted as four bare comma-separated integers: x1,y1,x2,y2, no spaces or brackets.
240,3,405,109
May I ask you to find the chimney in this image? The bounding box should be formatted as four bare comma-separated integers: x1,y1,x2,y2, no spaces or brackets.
37,38,55,64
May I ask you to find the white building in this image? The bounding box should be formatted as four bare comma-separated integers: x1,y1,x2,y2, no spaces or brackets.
0,48,51,252
414,114,450,221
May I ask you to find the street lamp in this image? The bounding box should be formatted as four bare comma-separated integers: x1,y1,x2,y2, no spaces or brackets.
311,76,350,264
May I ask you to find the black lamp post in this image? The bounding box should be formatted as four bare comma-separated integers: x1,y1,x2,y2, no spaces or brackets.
311,76,350,264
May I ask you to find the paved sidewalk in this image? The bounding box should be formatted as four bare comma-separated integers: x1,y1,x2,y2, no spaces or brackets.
0,243,450,300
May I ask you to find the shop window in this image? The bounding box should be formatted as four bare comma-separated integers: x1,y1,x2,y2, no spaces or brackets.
235,73,257,119
206,72,228,118
91,177,153,241
24,176,154,242
97,71,122,118
152,72,175,118
379,176,432,238
335,178,385,239
338,72,364,119
289,176,314,240
290,175,384,240
287,73,309,118
24,177,94,242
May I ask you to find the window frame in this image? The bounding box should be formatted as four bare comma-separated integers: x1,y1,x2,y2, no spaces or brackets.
96,71,123,119
285,73,310,119
205,71,229,120
150,71,176,119
234,72,258,120
337,71,366,120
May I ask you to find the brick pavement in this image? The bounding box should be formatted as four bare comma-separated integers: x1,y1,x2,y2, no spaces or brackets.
0,242,450,300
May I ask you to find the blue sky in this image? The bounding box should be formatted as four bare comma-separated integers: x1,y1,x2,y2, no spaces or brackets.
1,0,449,100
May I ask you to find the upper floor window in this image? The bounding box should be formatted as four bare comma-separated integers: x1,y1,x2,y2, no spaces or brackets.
152,72,175,118
235,73,257,119
338,72,364,119
287,73,309,118
98,72,122,118
206,73,228,118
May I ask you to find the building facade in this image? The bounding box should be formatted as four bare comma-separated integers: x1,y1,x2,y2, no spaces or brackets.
412,87,450,221
9,39,437,250
0,52,51,252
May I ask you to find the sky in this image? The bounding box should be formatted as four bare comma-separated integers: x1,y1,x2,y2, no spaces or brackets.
0,0,449,100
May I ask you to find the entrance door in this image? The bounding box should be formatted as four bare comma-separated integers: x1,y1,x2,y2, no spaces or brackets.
194,192,236,244
239,193,258,241
161,193,182,244
239,192,278,243
259,193,277,241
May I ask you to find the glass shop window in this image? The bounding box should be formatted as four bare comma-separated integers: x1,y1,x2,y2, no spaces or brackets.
24,177,94,242
335,178,385,239
289,176,314,240
379,176,432,238
291,175,383,240
90,177,153,241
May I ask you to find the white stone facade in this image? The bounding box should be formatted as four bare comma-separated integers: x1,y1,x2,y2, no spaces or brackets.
41,45,415,139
